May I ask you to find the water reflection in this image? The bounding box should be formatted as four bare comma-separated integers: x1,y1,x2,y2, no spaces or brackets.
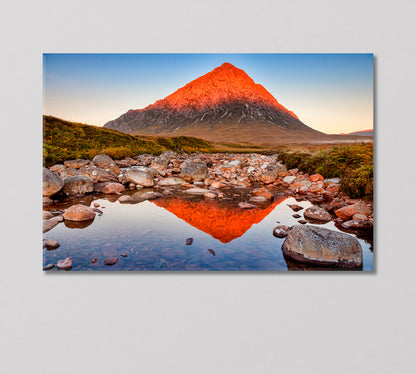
43,192,373,272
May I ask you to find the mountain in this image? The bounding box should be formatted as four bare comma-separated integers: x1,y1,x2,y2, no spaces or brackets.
104,62,327,143
345,129,373,137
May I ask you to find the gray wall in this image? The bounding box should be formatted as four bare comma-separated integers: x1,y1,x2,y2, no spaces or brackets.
1,0,415,373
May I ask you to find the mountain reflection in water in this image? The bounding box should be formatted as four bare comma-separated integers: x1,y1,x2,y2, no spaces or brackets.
152,196,288,243
43,193,373,271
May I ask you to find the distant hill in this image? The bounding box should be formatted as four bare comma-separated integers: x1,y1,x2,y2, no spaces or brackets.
104,62,334,143
43,116,213,166
344,129,373,137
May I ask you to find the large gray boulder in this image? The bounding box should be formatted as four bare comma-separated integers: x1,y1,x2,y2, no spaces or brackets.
120,168,154,187
181,162,208,182
76,165,117,183
43,167,64,197
282,225,363,268
63,176,94,196
92,154,120,174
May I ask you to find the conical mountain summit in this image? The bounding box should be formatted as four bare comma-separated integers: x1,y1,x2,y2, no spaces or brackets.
104,62,324,143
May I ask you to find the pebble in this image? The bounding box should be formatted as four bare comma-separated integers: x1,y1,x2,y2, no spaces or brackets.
43,264,55,271
57,257,72,270
186,238,193,245
238,202,257,209
288,204,303,212
45,239,60,250
273,225,290,238
104,257,119,266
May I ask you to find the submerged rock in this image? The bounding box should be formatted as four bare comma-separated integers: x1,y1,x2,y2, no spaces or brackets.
251,187,273,200
185,188,211,195
43,167,64,197
238,202,257,209
249,196,268,204
282,225,363,268
104,257,118,266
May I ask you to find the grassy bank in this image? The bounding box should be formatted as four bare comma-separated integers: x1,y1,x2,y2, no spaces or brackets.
43,116,214,166
277,143,373,199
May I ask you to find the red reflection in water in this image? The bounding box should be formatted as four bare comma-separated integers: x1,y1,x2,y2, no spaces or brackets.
152,195,288,243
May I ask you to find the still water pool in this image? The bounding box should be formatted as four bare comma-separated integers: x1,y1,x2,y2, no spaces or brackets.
43,192,373,271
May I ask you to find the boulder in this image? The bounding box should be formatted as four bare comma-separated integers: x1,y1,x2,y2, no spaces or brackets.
49,164,66,174
282,225,363,268
121,169,154,187
64,159,90,169
77,165,117,183
309,174,324,182
304,206,332,222
93,182,125,194
60,167,78,179
181,162,208,182
92,154,120,174
63,176,94,196
63,204,96,221
157,177,185,186
131,166,158,178
289,179,311,192
335,201,370,220
43,167,64,197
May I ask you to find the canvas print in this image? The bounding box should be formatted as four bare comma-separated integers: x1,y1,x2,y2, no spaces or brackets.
42,54,374,271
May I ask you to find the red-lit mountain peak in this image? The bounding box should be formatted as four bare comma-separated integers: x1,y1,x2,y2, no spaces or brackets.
149,62,298,119
104,62,324,142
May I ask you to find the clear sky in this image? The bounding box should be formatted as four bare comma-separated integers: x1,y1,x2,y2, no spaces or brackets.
43,54,373,134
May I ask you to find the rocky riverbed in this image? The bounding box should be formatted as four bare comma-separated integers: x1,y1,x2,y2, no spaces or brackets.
43,152,374,271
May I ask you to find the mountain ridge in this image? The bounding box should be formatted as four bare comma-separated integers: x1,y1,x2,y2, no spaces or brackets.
104,62,328,143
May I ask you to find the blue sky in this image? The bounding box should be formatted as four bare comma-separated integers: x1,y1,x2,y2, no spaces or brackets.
43,53,373,134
